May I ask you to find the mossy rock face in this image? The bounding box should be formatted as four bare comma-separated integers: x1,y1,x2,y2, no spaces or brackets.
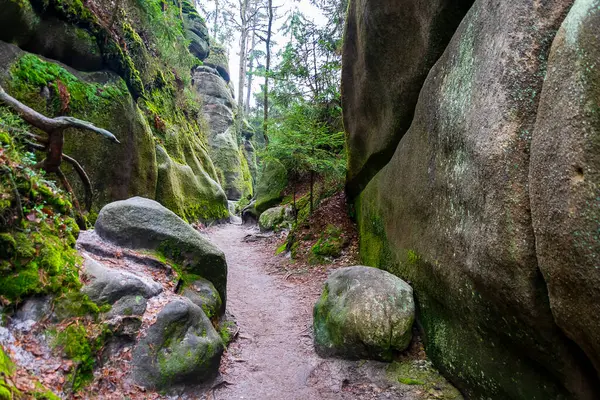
342,0,474,196
132,299,224,390
156,145,229,223
95,197,228,310
255,160,288,214
386,360,463,399
193,68,252,201
529,0,600,379
181,278,222,319
313,266,414,361
0,43,158,212
258,206,292,232
351,0,600,398
183,7,210,61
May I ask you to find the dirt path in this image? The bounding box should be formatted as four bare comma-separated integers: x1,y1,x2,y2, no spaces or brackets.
208,224,324,399
206,224,460,400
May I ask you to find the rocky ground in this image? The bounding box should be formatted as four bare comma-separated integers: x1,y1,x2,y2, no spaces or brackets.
0,215,461,400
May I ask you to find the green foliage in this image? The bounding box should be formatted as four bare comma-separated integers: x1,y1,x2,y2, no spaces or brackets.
261,102,346,189
0,115,82,303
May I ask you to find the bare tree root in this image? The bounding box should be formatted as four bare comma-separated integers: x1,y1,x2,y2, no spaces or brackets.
0,84,119,213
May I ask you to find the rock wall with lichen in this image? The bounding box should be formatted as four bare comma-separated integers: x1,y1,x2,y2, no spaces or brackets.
345,0,600,398
0,0,230,222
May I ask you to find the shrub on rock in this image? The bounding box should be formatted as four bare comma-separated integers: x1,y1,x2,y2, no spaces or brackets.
313,266,415,361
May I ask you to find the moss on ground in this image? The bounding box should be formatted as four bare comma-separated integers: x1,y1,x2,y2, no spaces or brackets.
386,360,463,399
0,345,60,399
49,321,111,391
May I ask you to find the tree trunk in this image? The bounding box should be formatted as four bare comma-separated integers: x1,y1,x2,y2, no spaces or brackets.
245,30,257,114
237,0,249,114
262,0,273,145
213,0,220,39
310,170,314,215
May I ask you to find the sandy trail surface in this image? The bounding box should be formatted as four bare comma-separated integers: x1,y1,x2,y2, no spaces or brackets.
208,224,432,400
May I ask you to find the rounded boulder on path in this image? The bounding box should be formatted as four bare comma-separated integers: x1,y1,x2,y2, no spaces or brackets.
313,266,415,361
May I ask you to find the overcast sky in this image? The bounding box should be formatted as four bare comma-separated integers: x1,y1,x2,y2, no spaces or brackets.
221,0,327,104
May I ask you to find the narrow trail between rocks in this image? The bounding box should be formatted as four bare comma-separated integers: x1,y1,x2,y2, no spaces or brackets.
205,224,438,400
208,224,324,399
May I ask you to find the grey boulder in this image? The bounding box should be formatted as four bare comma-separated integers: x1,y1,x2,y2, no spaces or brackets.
182,278,222,319
132,299,224,389
94,197,227,311
313,266,415,361
82,259,162,305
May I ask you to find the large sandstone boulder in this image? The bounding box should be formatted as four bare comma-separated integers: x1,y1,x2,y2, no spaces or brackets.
350,0,600,398
530,0,600,378
155,145,229,223
132,299,224,390
95,197,227,310
255,160,288,214
313,266,414,361
342,0,474,196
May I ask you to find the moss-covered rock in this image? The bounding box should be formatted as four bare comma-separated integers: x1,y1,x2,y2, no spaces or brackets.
310,224,345,264
181,278,222,319
95,197,228,310
387,360,463,399
258,206,292,232
0,117,81,304
156,145,228,222
132,299,224,390
350,0,600,398
313,266,415,361
255,160,288,214
203,44,230,82
193,67,252,201
0,43,158,213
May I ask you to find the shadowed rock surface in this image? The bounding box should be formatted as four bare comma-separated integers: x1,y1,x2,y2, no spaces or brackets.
347,0,600,398
342,0,474,196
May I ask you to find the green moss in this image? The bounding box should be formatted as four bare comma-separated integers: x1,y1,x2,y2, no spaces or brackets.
311,224,344,261
0,346,19,399
9,54,127,118
255,160,288,213
386,360,462,399
50,322,111,391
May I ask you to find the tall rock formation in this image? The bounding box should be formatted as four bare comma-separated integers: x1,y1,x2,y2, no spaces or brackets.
345,0,600,398
193,62,254,202
0,0,231,222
